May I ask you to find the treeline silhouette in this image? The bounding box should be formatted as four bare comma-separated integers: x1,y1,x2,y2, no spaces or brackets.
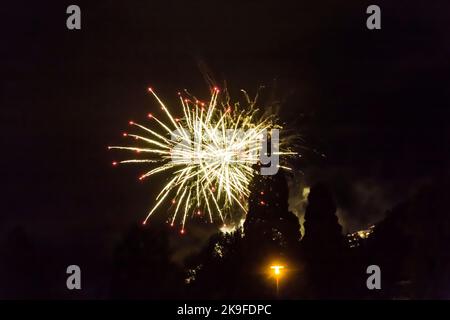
1,171,449,299
110,171,450,300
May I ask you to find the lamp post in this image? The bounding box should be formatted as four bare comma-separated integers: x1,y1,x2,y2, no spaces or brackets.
270,265,285,298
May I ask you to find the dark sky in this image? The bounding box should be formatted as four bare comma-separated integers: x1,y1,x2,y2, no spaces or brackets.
1,0,449,297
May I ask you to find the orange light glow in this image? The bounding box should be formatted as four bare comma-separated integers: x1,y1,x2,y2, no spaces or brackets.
270,265,285,276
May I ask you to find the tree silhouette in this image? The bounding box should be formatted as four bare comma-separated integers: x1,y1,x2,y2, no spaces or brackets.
302,183,343,251
111,222,183,299
244,169,301,258
184,229,245,299
0,226,51,299
301,183,349,299
366,179,450,299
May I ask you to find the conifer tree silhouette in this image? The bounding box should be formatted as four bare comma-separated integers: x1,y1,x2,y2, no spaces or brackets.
244,169,300,253
301,183,347,299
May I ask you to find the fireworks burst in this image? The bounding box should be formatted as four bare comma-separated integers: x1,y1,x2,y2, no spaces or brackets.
109,86,296,232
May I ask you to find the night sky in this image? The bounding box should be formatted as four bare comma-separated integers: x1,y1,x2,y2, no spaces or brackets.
2,0,449,297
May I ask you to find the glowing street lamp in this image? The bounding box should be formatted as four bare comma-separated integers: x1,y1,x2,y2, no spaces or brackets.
270,264,285,298
270,265,284,276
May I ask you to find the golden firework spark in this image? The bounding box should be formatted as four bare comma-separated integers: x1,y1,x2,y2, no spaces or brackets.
109,87,296,233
